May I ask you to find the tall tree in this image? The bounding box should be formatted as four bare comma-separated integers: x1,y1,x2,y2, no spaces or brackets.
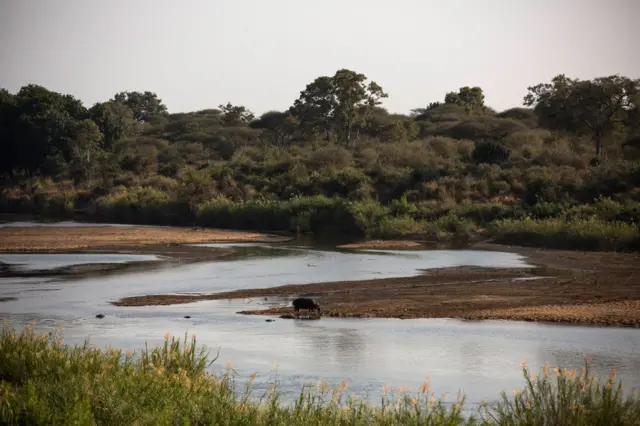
1,84,88,174
218,102,255,127
113,91,168,123
68,119,104,182
524,74,639,156
444,86,485,115
289,76,336,140
89,101,136,150
290,69,388,146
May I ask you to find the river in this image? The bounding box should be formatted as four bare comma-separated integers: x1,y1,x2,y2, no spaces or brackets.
1,222,639,412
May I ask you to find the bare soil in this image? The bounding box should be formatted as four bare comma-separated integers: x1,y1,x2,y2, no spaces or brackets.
0,226,289,253
337,240,425,249
112,244,640,327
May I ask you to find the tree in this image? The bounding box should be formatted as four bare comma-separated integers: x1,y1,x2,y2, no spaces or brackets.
89,101,136,150
113,91,168,123
1,84,88,174
249,111,297,146
218,102,255,127
445,86,485,115
68,119,104,182
523,74,639,157
289,76,336,140
290,69,388,146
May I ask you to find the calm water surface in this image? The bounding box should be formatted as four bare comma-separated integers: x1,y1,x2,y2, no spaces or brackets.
1,230,638,410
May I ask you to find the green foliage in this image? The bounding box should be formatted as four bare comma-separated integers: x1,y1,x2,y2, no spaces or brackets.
290,69,388,145
445,86,486,115
472,141,511,165
524,74,640,156
1,325,638,425
2,72,640,251
113,91,168,123
96,186,192,225
490,217,640,251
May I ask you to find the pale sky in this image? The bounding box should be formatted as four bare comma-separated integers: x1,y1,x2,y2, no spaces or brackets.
1,0,638,115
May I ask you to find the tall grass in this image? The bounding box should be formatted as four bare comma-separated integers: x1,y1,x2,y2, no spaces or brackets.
491,217,640,251
1,324,638,425
2,180,640,251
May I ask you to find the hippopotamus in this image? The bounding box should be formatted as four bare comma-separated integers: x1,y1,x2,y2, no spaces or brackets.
292,297,321,313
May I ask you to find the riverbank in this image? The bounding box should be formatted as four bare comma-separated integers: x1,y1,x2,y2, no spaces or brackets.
113,244,640,327
0,224,289,253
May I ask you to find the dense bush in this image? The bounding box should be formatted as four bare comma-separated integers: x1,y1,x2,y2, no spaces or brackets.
2,75,640,251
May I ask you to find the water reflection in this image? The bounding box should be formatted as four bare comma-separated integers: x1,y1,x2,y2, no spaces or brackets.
0,240,638,409
0,253,161,271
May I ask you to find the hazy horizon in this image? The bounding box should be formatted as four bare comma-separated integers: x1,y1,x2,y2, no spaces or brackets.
1,0,638,116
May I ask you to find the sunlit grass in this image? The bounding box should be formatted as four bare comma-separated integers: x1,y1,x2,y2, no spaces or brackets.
1,323,639,425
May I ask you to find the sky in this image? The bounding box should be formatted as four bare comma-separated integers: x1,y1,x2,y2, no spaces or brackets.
1,0,638,116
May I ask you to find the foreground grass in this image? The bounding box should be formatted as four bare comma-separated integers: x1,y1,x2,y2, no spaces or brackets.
1,325,639,425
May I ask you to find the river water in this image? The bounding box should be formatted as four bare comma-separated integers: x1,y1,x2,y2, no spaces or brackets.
1,223,639,411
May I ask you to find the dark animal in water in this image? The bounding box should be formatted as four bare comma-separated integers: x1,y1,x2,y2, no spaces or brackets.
292,297,321,313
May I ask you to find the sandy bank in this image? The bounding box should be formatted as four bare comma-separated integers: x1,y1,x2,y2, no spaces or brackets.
112,245,640,327
0,225,289,252
336,240,424,249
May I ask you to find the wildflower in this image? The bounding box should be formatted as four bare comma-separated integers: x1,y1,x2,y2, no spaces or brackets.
420,378,431,393
542,363,550,377
411,398,418,406
521,360,527,367
164,331,171,341
249,372,257,382
554,368,561,377
226,361,233,370
530,372,537,381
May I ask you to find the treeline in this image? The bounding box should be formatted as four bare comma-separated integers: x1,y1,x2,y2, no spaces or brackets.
1,70,639,250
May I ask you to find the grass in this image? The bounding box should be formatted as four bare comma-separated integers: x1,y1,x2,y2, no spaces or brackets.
1,324,639,425
491,217,640,252
2,180,640,251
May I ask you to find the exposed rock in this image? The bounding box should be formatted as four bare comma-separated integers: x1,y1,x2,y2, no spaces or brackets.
95,314,105,319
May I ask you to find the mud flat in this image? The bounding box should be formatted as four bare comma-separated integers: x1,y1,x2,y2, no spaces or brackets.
0,225,290,253
113,244,640,327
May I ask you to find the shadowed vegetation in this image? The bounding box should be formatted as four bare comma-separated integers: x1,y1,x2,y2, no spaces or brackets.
1,71,639,250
